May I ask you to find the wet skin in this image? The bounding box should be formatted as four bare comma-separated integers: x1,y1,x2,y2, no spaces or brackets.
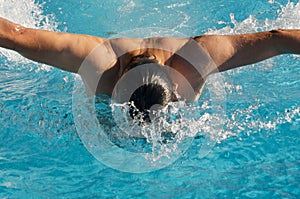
0,17,299,101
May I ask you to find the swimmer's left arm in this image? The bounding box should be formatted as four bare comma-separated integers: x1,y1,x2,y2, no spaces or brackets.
0,17,106,73
193,29,300,73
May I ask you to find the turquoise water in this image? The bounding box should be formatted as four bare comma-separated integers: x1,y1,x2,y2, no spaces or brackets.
0,0,300,198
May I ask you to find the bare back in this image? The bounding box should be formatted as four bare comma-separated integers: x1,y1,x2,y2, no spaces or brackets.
81,37,216,99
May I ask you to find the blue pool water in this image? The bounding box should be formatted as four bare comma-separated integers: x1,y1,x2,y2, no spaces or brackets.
0,0,300,197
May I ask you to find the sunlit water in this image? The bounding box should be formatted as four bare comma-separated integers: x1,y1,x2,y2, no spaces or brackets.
0,0,299,197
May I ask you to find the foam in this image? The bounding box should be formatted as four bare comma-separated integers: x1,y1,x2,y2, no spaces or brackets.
206,1,300,141
209,1,300,34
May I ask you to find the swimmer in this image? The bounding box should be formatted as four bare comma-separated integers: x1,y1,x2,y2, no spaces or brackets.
0,17,299,120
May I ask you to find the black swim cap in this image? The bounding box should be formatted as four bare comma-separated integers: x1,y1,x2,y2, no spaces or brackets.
125,56,176,123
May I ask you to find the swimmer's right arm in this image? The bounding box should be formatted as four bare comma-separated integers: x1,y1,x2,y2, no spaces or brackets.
0,17,106,73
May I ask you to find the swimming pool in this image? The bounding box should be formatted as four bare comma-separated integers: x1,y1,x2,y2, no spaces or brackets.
0,0,299,197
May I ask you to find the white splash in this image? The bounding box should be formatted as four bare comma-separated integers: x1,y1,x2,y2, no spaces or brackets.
117,0,136,13
166,1,191,9
205,1,300,140
207,1,300,35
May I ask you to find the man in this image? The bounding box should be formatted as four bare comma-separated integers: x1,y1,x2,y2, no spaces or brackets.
0,17,299,121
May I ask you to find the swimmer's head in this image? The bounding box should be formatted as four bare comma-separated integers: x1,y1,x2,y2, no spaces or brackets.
129,82,176,122
125,55,177,122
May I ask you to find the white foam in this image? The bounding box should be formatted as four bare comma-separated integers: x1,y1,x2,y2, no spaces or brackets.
117,0,136,13
166,2,191,9
205,1,300,140
207,1,300,35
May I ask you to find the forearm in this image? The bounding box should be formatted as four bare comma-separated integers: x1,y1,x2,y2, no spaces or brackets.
0,17,19,50
0,17,104,73
213,30,300,72
12,27,81,72
0,17,73,70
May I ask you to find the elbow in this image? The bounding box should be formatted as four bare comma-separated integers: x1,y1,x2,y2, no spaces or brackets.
269,29,286,54
10,25,28,51
270,29,300,54
0,22,26,51
269,29,284,34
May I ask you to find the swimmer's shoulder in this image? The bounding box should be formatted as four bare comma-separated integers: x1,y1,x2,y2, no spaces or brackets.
190,34,235,69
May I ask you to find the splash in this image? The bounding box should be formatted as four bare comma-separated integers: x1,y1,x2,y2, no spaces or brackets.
73,2,300,173
72,26,226,172
0,0,298,173
209,1,300,34
205,1,300,140
72,71,226,172
117,0,136,13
